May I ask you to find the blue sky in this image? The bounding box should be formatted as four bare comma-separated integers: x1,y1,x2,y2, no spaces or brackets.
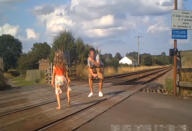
0,0,192,56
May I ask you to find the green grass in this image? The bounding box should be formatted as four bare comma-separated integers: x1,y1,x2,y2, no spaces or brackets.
3,69,47,87
10,75,47,87
11,76,38,87
164,78,173,93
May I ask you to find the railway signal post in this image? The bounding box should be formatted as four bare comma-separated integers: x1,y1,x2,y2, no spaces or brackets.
172,0,192,96
173,0,177,96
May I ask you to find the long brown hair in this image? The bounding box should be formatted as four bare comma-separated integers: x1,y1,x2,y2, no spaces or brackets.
53,50,66,69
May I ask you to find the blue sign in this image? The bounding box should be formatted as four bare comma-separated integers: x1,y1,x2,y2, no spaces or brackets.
172,29,188,39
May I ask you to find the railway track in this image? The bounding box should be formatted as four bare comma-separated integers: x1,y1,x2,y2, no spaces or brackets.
0,66,170,117
0,66,172,131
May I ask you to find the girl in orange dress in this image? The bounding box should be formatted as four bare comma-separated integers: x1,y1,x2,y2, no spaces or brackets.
51,50,71,110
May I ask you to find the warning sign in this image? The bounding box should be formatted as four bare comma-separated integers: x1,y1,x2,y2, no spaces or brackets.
172,10,192,30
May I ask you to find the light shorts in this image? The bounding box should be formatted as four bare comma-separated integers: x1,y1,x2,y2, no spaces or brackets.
55,75,67,87
55,75,67,95
54,75,71,95
55,87,62,95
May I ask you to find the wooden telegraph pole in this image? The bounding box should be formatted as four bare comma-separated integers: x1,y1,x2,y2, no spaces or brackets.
137,35,142,65
173,0,177,96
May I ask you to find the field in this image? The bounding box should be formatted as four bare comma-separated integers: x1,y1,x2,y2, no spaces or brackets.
76,65,164,79
106,65,162,76
2,65,168,88
3,70,46,87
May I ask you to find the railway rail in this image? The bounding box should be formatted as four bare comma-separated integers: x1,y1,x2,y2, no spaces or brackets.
0,66,172,131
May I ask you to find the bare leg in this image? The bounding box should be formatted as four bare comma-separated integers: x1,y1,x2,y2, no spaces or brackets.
97,68,103,92
67,89,70,107
89,78,93,92
99,79,103,92
56,85,61,109
56,94,61,109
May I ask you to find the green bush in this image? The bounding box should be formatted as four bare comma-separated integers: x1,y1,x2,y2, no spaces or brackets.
0,70,8,90
7,70,20,77
165,78,173,92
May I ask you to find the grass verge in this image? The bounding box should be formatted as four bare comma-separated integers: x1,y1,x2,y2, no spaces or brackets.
164,78,173,93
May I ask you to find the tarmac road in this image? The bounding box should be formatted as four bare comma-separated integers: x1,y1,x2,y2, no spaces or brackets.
77,92,192,131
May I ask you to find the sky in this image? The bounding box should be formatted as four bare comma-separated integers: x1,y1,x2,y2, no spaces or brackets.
0,0,192,56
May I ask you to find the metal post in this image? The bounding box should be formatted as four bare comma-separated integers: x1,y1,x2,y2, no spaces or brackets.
173,0,177,96
173,40,177,96
175,0,177,10
137,36,140,65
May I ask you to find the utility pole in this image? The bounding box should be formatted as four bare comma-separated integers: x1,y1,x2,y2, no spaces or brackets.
137,35,142,65
173,0,177,96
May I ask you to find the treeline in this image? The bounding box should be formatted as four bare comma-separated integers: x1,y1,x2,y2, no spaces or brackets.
101,52,172,67
126,52,172,66
0,31,172,73
0,31,93,72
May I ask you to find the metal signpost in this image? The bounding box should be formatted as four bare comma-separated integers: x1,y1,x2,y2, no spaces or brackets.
172,0,178,96
171,0,192,96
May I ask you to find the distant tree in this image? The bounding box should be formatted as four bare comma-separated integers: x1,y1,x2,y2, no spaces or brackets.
126,52,138,61
112,59,119,68
18,53,34,71
75,38,92,64
51,31,75,64
31,42,51,61
114,52,122,61
0,35,22,71
101,53,113,66
76,38,84,61
18,42,51,70
152,53,171,66
141,53,152,66
53,31,75,50
161,52,166,56
154,56,165,65
109,52,122,68
83,44,93,63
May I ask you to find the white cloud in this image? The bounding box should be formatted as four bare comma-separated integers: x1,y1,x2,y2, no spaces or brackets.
0,23,19,36
26,28,39,40
32,0,176,45
70,0,173,16
34,6,73,35
94,15,114,27
82,14,114,29
147,17,170,34
147,23,170,34
0,24,40,41
87,26,125,37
